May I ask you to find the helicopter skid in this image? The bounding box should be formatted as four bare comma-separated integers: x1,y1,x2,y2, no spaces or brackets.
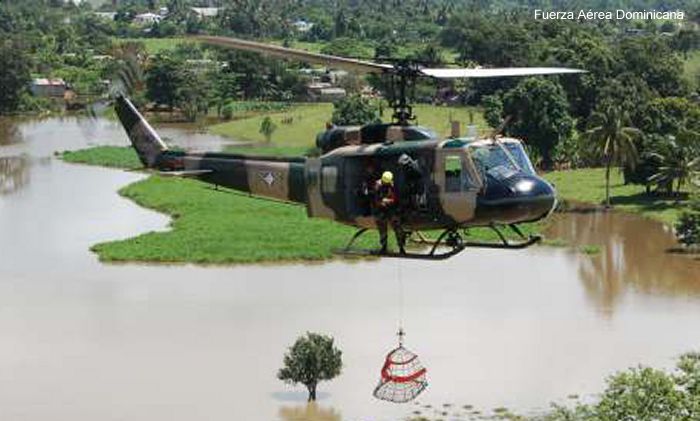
462,235,541,249
334,227,467,260
411,224,542,250
333,248,464,261
334,223,541,260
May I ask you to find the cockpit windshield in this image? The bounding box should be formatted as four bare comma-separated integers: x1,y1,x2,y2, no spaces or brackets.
469,142,535,181
503,143,536,174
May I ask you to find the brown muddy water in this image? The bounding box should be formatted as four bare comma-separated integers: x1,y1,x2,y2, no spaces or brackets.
1,116,700,421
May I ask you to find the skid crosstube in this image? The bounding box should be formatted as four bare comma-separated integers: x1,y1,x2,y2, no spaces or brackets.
333,223,541,260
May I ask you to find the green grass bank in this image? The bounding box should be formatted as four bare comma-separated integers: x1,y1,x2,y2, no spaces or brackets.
544,168,689,225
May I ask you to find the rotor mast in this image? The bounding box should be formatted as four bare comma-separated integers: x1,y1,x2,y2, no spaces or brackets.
385,62,420,126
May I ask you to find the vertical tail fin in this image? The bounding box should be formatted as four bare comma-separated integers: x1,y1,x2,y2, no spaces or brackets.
114,95,168,168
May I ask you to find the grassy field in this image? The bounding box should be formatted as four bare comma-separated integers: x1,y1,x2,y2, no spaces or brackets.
209,102,487,145
60,145,541,263
544,168,690,225
114,37,189,54
683,51,700,88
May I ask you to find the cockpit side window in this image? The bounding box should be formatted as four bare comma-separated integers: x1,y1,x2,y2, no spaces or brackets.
444,153,475,192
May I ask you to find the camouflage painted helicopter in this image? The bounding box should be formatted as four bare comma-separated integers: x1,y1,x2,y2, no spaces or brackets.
114,36,584,259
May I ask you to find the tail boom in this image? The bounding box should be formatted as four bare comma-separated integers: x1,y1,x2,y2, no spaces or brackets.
114,96,307,204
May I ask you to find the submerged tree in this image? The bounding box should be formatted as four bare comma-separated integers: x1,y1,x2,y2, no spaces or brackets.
583,106,641,208
278,332,342,401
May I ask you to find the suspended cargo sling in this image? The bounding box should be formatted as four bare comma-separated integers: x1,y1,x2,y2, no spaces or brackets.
373,330,428,403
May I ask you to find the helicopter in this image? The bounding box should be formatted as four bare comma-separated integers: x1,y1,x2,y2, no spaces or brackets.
114,35,585,260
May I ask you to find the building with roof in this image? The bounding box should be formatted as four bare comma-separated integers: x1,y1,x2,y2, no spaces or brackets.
133,13,163,25
293,20,314,32
30,79,68,98
307,83,346,101
191,7,220,19
93,12,117,21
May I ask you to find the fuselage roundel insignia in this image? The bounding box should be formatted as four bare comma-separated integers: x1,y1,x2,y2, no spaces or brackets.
261,171,275,187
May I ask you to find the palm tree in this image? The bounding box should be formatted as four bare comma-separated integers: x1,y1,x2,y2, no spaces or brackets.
647,130,700,196
583,106,641,208
109,42,146,97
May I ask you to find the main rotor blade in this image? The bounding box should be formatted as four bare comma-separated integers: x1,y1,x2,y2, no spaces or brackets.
420,67,586,79
195,35,393,74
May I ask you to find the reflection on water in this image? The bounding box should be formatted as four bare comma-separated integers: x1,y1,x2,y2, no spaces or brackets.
0,117,20,146
546,209,700,314
0,156,28,195
279,403,341,421
0,115,238,196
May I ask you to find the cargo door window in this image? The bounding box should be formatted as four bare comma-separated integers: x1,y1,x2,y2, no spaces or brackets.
321,166,338,194
444,154,474,192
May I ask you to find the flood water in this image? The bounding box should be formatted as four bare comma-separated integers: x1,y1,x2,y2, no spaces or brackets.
1,116,700,421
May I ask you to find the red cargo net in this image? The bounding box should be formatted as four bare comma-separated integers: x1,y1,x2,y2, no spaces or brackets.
373,345,428,403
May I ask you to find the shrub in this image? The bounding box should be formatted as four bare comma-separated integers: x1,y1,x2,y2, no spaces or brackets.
221,103,234,120
676,210,700,247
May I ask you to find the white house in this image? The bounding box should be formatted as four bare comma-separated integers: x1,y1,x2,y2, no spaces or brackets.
30,79,68,98
191,7,220,19
307,82,346,101
293,19,314,32
133,13,163,25
93,12,117,21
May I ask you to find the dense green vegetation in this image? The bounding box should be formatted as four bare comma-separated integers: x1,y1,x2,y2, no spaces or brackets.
115,37,187,54
684,51,700,87
0,40,32,114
